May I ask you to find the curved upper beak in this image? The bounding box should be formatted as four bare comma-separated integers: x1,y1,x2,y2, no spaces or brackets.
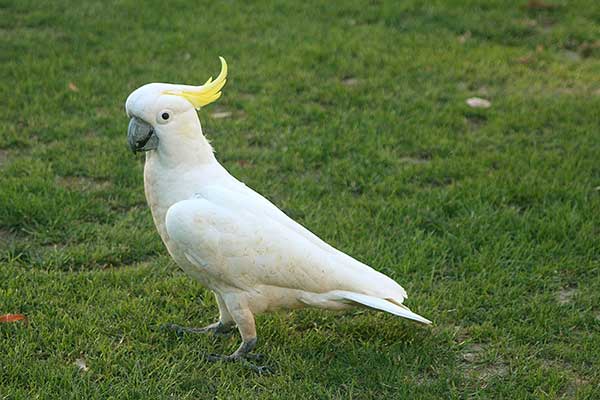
127,117,159,153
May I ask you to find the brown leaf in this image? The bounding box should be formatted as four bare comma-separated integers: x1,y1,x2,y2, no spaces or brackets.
237,159,252,168
516,54,535,64
68,82,79,92
0,314,27,323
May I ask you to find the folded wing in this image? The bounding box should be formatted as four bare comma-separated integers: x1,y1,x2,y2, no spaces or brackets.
165,185,415,311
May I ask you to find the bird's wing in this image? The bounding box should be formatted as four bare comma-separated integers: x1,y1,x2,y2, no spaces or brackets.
222,179,339,255
207,182,407,299
165,186,406,300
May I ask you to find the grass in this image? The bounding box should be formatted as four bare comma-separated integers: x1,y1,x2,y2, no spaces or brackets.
1,0,599,398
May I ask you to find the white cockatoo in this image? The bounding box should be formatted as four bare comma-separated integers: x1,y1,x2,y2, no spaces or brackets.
125,57,430,369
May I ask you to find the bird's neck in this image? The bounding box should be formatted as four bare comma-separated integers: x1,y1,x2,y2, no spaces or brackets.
156,131,215,167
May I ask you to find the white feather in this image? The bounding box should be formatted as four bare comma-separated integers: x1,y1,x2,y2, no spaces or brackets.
334,291,431,324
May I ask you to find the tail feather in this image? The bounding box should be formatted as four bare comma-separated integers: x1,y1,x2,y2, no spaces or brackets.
337,291,432,325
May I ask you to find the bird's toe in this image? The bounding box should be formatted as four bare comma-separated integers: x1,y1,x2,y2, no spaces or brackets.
204,352,272,374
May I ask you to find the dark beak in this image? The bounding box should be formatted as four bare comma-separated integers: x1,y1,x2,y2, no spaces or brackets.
127,117,159,153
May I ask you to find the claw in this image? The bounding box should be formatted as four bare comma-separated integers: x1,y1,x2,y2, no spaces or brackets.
206,353,225,362
161,323,186,338
247,363,273,375
204,352,273,374
243,352,264,361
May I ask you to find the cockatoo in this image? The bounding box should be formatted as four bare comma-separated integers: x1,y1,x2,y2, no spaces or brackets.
126,57,431,369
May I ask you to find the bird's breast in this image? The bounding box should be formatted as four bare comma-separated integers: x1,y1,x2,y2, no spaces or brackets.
142,156,235,253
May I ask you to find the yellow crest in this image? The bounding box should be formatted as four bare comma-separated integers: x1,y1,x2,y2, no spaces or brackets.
164,57,228,109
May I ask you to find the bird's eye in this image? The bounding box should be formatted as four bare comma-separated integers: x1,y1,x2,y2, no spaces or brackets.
157,110,172,124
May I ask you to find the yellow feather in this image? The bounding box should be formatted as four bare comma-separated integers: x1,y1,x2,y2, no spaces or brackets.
163,57,228,109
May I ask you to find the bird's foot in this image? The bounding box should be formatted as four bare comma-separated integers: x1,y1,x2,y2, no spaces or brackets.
206,352,271,374
205,338,272,374
162,321,235,337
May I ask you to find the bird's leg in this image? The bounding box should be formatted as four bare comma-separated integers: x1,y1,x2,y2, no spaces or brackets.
163,292,236,336
206,297,272,374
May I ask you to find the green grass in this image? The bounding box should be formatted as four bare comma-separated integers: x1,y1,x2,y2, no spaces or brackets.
1,0,599,398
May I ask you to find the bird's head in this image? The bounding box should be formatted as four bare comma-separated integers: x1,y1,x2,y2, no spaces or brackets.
125,57,227,156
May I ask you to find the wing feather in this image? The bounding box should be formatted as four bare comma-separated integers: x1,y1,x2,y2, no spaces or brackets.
165,187,407,300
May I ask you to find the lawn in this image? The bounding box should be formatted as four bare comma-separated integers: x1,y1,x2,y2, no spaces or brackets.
1,0,599,398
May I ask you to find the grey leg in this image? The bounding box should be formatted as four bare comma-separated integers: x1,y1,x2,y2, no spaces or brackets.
163,292,236,336
206,295,272,374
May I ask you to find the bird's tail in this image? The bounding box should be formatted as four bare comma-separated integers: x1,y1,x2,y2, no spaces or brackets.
337,291,432,325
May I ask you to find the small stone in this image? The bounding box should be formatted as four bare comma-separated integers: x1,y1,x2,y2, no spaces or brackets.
74,358,89,372
342,78,359,86
458,31,471,44
466,97,491,108
211,111,232,119
561,50,581,62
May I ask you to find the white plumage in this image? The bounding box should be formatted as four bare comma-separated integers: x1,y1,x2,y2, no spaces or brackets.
125,58,430,364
